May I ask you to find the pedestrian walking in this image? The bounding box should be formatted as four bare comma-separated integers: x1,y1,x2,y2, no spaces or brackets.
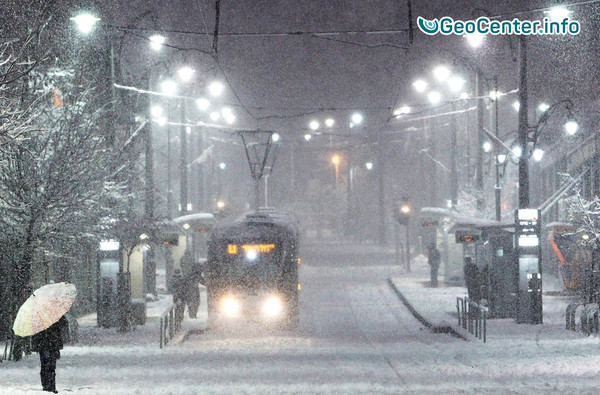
171,269,186,306
464,257,481,301
427,244,441,287
31,315,68,393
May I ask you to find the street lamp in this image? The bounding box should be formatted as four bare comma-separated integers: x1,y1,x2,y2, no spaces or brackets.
177,66,195,82
351,113,363,125
208,81,225,97
433,66,451,82
465,32,485,48
412,79,428,93
196,97,210,111
160,79,177,96
149,34,165,51
427,91,441,104
546,6,572,22
331,154,341,186
71,13,101,34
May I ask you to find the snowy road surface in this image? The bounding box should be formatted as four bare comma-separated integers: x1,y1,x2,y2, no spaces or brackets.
3,240,600,394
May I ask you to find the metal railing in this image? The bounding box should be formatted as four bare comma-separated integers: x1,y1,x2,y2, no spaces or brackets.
457,297,488,342
159,300,185,349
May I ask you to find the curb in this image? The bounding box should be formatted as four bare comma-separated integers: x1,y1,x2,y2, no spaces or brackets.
387,278,467,341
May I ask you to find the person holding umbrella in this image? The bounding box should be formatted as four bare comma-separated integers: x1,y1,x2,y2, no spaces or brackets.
31,315,68,393
12,282,76,393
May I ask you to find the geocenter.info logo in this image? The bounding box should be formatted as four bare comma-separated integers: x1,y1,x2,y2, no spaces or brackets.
417,16,580,36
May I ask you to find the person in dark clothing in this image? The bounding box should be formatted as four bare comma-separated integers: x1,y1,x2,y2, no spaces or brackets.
171,269,186,306
31,315,68,393
427,245,441,287
179,251,200,319
464,257,481,301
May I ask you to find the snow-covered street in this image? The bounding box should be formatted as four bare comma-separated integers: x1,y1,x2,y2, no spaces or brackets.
2,240,600,394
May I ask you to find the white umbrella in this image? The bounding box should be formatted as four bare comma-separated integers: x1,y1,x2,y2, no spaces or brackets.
12,282,77,337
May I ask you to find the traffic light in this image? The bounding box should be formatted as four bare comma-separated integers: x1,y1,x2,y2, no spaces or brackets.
394,199,411,225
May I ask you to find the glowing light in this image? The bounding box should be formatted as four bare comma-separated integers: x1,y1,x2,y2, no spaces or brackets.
448,76,465,93
99,240,120,251
351,113,363,125
309,120,319,130
160,80,177,96
245,249,258,261
178,66,195,82
325,118,335,127
149,35,165,51
413,79,428,93
196,97,210,111
532,148,544,162
482,141,492,153
465,32,484,47
393,106,411,116
208,81,225,97
489,90,501,101
433,66,451,82
546,6,572,23
271,133,281,142
304,134,312,141
221,295,240,317
262,295,283,318
428,91,441,104
219,162,226,170
209,111,220,121
331,154,340,165
365,162,373,170
150,105,163,118
71,13,100,34
512,145,522,158
538,103,550,112
216,200,225,209
564,120,578,135
497,154,507,164
513,101,521,112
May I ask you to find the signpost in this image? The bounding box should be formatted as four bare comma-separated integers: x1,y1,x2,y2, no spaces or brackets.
515,209,542,324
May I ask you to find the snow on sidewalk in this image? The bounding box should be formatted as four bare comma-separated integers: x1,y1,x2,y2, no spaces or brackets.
389,254,586,344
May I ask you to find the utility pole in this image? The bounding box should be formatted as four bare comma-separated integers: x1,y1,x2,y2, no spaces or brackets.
450,103,458,206
179,100,188,215
476,70,485,210
517,35,529,208
376,137,386,246
493,76,501,221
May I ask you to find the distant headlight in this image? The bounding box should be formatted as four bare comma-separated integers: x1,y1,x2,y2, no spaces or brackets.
220,295,241,317
262,295,283,318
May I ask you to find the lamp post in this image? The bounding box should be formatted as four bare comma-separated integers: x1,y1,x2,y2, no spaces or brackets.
331,154,340,187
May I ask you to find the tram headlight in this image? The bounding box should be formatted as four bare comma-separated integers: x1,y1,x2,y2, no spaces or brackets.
220,295,241,317
262,295,283,318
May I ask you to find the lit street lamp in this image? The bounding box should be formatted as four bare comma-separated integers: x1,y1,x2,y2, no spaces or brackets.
331,154,341,186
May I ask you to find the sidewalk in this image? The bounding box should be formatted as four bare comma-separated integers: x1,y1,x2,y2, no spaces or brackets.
389,254,585,343
76,292,207,348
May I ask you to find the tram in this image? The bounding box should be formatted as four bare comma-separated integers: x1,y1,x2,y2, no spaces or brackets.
205,209,300,326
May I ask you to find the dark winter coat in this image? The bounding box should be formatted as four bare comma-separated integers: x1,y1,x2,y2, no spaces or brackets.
428,247,441,268
31,315,67,353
